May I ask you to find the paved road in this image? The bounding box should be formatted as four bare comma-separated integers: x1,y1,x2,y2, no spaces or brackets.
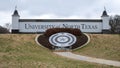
54,52,120,67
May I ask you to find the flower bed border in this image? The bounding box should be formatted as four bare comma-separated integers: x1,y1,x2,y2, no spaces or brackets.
35,33,90,50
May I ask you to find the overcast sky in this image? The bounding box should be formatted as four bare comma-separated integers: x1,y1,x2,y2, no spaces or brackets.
0,0,120,26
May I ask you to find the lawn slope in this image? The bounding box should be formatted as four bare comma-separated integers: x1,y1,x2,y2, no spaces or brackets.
0,34,119,68
74,34,120,61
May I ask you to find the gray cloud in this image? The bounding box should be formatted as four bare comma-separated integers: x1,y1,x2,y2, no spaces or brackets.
0,0,120,26
17,0,101,16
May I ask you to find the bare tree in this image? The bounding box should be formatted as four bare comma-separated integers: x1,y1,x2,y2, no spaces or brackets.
4,23,11,31
0,25,9,33
109,15,120,33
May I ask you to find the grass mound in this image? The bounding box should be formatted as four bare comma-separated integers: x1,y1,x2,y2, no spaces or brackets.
74,34,120,61
0,34,119,68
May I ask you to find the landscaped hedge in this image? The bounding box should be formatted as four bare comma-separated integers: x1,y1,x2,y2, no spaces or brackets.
37,28,88,50
37,33,88,50
44,28,83,37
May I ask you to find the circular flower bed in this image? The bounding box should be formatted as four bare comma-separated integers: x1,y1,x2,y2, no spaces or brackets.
36,28,89,50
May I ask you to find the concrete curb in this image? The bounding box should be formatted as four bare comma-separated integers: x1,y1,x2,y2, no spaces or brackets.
35,33,90,51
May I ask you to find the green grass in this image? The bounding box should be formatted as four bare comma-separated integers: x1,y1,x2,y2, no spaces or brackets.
74,34,120,61
0,34,119,68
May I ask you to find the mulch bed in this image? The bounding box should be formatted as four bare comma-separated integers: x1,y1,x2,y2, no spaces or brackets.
37,33,88,50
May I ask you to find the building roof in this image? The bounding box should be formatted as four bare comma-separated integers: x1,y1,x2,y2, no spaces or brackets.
19,19,102,22
101,10,109,17
12,9,20,16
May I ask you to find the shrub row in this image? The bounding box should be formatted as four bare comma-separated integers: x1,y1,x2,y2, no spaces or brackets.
37,34,88,50
44,28,83,37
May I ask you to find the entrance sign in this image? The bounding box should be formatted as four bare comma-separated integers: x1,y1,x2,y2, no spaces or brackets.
19,22,102,33
11,9,111,33
49,32,77,47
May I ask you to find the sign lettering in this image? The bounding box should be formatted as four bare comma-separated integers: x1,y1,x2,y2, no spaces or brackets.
19,22,102,32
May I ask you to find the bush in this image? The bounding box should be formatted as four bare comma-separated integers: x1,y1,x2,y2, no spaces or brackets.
44,28,83,37
0,26,9,33
38,32,88,50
